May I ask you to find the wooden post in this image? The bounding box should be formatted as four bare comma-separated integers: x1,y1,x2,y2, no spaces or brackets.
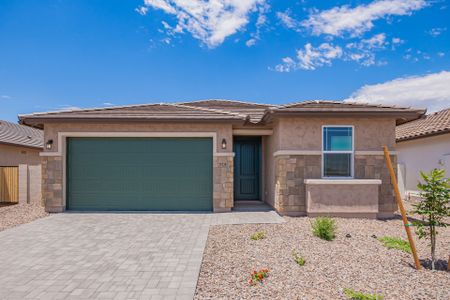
383,146,421,270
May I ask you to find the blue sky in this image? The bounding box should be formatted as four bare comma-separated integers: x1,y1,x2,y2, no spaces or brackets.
1,0,449,122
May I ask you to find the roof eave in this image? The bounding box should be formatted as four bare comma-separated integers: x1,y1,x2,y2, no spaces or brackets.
261,110,425,124
396,128,450,143
19,116,248,128
0,141,43,150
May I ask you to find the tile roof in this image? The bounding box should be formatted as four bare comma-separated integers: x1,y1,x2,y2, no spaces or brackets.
396,108,450,142
19,99,426,127
178,99,274,123
19,102,248,123
0,120,43,149
272,100,423,112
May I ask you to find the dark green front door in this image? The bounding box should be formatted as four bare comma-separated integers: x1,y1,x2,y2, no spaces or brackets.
233,137,261,201
66,137,213,211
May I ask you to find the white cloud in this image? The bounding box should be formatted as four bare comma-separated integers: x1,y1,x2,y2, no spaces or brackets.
427,27,447,37
138,0,268,48
345,33,387,66
275,43,343,71
277,10,298,29
1,95,11,100
301,0,427,37
245,2,270,47
135,6,149,15
275,33,389,71
57,105,82,111
346,71,450,112
245,38,257,47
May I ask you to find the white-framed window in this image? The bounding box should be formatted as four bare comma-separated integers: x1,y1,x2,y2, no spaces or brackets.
322,125,354,178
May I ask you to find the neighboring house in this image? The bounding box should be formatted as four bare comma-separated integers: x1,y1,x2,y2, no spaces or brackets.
19,100,424,218
0,120,43,204
396,108,450,200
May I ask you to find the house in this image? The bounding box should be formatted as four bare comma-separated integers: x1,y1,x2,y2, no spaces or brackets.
18,100,425,218
0,120,43,204
396,108,450,201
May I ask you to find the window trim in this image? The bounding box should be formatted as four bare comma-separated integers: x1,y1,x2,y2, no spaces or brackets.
321,125,354,179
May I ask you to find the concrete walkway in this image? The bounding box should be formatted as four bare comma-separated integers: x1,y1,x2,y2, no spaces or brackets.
0,210,283,300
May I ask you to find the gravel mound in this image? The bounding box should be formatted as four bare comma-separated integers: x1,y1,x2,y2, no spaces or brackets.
195,216,450,300
0,203,49,232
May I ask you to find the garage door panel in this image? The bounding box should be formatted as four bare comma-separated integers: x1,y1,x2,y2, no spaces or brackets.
67,137,213,211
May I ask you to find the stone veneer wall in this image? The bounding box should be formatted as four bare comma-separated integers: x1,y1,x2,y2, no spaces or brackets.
355,155,397,217
274,154,397,217
274,155,321,215
213,156,234,212
42,155,233,213
42,156,64,212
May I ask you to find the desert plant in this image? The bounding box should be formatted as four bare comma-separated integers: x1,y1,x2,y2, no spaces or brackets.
248,268,269,285
250,231,266,240
377,236,411,253
292,251,306,266
311,217,336,241
344,288,384,300
412,168,450,270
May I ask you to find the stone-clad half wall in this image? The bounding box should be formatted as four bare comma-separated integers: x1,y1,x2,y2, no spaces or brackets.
273,154,397,218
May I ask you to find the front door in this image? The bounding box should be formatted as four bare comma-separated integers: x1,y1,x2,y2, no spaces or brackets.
233,137,261,201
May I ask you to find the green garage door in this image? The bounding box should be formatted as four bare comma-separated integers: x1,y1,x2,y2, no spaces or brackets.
66,137,213,211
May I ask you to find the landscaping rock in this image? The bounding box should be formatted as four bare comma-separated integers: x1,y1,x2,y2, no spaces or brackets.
0,203,48,232
195,215,450,299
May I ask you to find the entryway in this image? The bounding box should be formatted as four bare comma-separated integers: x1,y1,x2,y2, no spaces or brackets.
233,136,261,201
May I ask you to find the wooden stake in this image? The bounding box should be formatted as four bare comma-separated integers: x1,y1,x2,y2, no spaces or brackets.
383,146,421,270
447,255,450,271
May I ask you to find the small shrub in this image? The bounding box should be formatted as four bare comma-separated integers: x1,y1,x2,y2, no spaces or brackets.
311,217,336,241
292,251,306,266
377,236,411,253
250,231,266,240
248,268,269,285
344,288,384,300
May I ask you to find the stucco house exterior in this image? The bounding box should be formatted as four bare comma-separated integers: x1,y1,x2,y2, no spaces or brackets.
19,100,425,218
396,108,450,200
0,120,43,204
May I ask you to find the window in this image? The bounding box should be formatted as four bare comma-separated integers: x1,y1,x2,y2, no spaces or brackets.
322,126,353,177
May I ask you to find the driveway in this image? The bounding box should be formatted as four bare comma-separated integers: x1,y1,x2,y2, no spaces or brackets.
0,211,283,300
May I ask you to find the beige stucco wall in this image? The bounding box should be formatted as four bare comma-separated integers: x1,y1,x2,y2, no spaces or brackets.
397,133,450,197
0,143,42,204
41,122,234,212
262,120,279,208
43,122,233,153
266,117,398,218
277,117,396,151
0,144,41,166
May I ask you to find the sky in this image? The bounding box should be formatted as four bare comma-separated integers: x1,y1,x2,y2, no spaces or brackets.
0,0,449,122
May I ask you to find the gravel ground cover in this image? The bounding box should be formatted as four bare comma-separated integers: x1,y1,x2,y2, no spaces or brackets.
195,213,450,300
0,203,49,232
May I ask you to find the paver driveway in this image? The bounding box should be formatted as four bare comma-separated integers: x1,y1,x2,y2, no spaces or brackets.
0,211,283,300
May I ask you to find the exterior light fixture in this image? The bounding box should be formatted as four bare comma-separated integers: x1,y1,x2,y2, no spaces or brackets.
46,139,53,150
221,138,227,150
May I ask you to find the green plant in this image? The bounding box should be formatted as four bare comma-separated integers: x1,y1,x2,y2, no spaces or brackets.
248,268,269,285
292,251,306,266
377,236,411,253
344,288,384,300
413,168,450,270
250,231,266,240
311,217,336,241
